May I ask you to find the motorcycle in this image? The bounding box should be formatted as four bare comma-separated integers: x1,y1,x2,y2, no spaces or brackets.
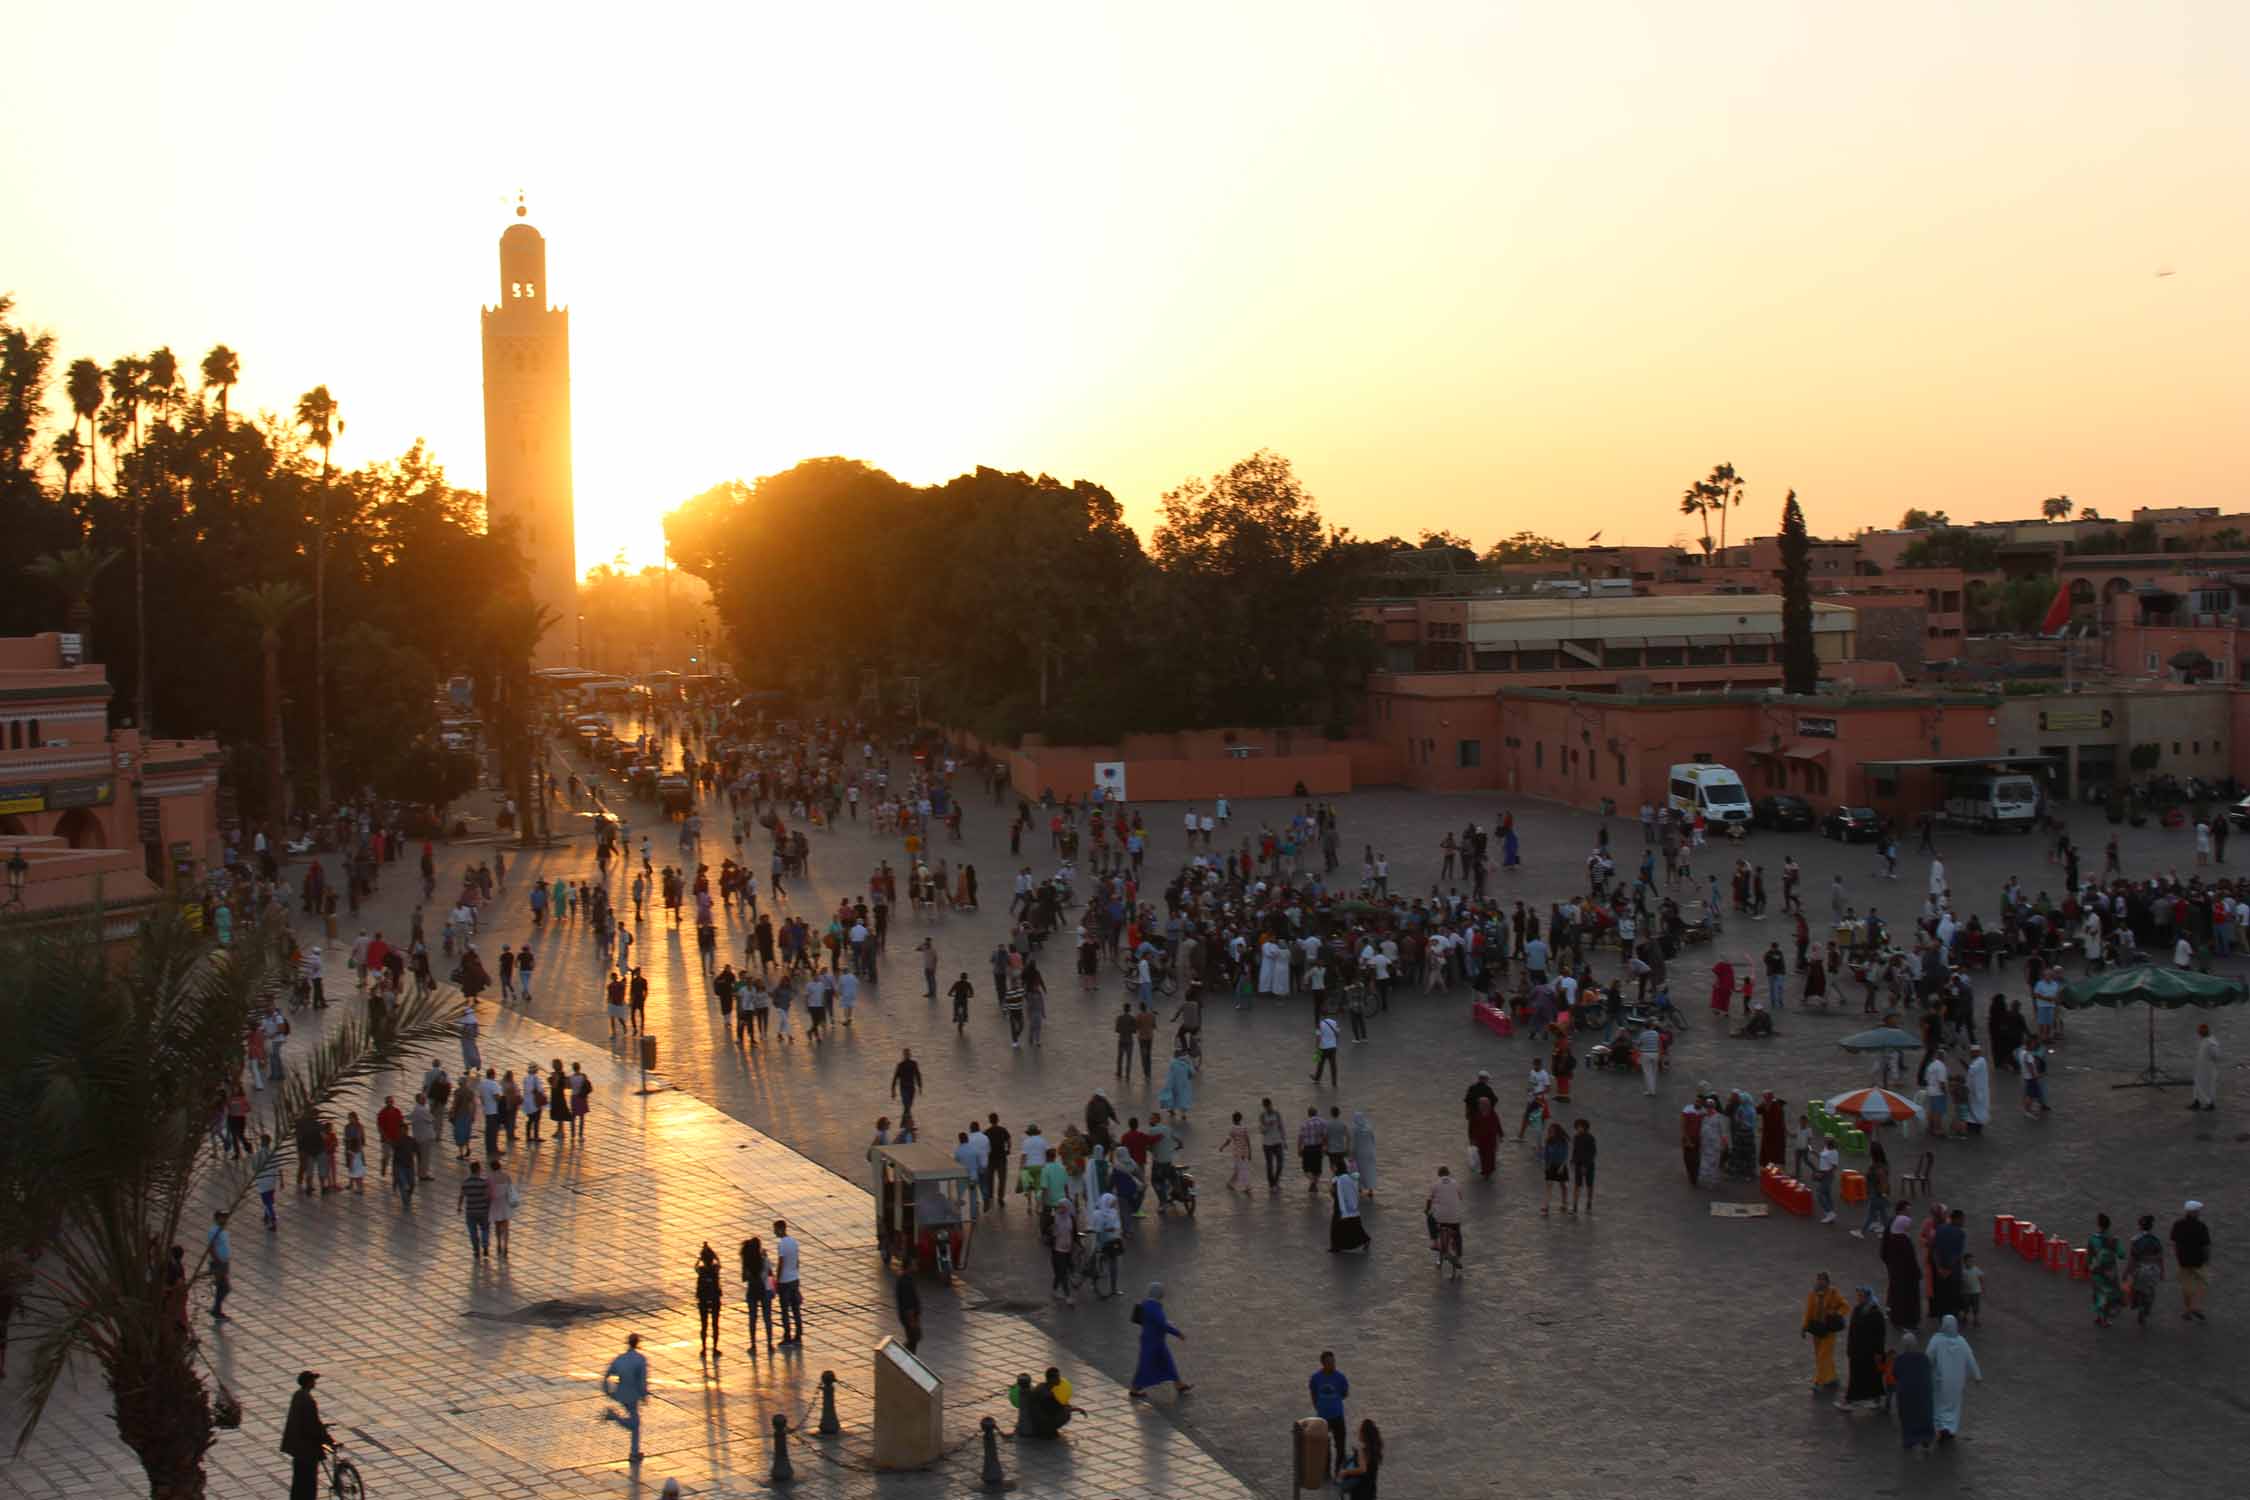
1155,1162,1198,1217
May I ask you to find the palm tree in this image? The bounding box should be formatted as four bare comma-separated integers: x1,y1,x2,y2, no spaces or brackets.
27,546,122,663
51,430,83,497
100,356,155,735
0,904,456,1500
294,386,340,811
197,346,238,431
231,581,310,826
64,358,103,492
2042,494,2074,521
1705,462,1747,554
1680,483,1714,555
143,347,181,423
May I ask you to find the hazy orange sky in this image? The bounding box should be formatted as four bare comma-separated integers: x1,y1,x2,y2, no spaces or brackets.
6,2,2244,575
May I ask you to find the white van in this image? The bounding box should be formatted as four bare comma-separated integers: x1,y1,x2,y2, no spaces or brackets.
1667,763,1752,828
1942,770,2040,832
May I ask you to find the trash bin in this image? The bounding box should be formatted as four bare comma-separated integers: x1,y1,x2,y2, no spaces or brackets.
639,1036,658,1072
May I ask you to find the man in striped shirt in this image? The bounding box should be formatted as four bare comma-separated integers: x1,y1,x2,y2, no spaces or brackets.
458,1161,492,1259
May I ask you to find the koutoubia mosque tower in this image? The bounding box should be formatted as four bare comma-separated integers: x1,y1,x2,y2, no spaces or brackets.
480,198,577,664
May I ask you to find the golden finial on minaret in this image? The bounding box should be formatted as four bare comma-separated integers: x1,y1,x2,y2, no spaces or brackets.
515,190,527,219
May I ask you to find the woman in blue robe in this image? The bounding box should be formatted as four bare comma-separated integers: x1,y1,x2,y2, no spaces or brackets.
1891,1331,1934,1451
1128,1283,1192,1399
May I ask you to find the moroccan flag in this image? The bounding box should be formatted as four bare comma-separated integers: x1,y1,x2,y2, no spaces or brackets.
2040,583,2072,635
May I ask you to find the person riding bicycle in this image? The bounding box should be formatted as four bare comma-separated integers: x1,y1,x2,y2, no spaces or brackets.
1088,1191,1125,1295
281,1370,332,1500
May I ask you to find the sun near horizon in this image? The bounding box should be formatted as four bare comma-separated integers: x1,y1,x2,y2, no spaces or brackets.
3,1,2244,576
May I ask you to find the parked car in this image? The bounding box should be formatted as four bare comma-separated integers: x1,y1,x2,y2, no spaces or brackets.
1752,794,1815,831
2227,794,2250,831
1822,806,1881,842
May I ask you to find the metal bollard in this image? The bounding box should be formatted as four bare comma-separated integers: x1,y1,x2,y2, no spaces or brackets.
769,1413,794,1483
818,1370,841,1436
979,1416,1010,1490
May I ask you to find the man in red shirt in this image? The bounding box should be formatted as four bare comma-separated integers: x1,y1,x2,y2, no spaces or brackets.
364,933,391,984
1118,1117,1155,1171
375,1095,406,1180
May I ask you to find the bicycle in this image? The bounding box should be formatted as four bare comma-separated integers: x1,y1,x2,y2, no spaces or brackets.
322,1441,364,1499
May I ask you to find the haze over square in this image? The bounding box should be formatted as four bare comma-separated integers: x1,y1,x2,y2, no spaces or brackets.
5,0,2244,573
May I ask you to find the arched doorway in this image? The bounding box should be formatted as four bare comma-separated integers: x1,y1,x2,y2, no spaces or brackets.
52,807,104,849
0,814,26,839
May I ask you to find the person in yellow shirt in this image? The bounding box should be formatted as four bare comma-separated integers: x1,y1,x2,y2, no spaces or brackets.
1801,1270,1849,1390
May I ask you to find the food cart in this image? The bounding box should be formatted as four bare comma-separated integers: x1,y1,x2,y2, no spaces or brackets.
872,1141,975,1281
657,774,694,816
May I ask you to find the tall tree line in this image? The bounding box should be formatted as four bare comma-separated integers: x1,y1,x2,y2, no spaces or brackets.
663,450,1380,743
0,293,528,822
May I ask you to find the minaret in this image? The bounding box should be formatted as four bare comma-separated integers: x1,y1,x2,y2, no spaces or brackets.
480,196,577,663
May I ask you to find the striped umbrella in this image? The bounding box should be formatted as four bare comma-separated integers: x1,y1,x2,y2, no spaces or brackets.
1825,1087,1924,1125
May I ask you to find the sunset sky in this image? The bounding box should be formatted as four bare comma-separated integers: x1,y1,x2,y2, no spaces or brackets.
6,2,2244,575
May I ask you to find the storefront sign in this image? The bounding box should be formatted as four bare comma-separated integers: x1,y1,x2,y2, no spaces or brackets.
137,797,162,843
2038,707,2113,732
46,780,112,809
1795,716,1839,739
0,783,42,816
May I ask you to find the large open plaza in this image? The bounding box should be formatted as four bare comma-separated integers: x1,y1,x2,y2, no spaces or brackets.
9,737,2238,1498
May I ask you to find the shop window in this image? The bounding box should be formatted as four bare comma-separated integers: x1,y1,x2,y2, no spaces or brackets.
1516,650,1557,671
1615,752,1627,786
1457,739,1482,769
1645,646,1684,667
1688,645,1727,666
1730,643,1770,664
1602,646,1643,668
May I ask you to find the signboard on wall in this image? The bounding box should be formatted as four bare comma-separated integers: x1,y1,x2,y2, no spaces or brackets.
137,797,162,843
47,780,112,809
1795,716,1839,739
1093,762,1128,802
2038,707,2113,732
0,784,42,816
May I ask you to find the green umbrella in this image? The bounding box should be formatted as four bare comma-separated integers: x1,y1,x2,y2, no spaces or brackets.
2059,964,2246,1088
1837,1026,1918,1053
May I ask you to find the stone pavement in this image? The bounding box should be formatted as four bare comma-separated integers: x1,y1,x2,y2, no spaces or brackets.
433,756,2245,1499
13,755,2247,1499
0,999,1251,1500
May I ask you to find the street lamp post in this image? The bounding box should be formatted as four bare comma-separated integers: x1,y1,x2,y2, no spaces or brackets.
4,846,28,910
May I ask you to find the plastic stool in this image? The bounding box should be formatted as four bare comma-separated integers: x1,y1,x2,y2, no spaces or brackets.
1841,1127,1868,1154
2045,1237,2069,1273
2008,1219,2027,1253
1839,1169,1867,1204
1787,1181,1814,1216
2071,1247,2090,1280
1994,1214,2014,1247
2021,1225,2044,1261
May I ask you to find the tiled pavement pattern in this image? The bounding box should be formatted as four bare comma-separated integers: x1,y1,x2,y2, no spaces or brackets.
11,743,2250,1498
0,999,1251,1499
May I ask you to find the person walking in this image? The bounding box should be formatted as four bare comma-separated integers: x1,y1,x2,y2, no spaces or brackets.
1570,1119,1597,1214
1328,1165,1370,1253
1258,1099,1286,1191
1223,1112,1253,1194
205,1211,232,1322
2087,1212,2126,1326
1309,1351,1350,1474
488,1158,515,1261
695,1243,725,1355
458,1160,493,1261
1113,1002,1136,1077
1925,1315,1982,1443
1838,1286,1887,1411
1311,1013,1340,1086
281,1371,330,1500
891,1050,923,1123
1801,1270,1849,1391
600,1334,650,1463
2126,1214,2167,1327
1891,1331,1934,1451
2191,1024,2221,1110
1127,1283,1192,1401
2171,1200,2211,1321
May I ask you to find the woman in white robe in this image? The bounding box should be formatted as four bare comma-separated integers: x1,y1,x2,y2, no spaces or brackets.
1926,1314,1982,1438
1963,1048,1991,1129
1259,939,1290,996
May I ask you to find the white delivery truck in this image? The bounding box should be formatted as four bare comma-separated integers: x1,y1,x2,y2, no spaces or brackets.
1941,770,2041,832
1667,763,1753,830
